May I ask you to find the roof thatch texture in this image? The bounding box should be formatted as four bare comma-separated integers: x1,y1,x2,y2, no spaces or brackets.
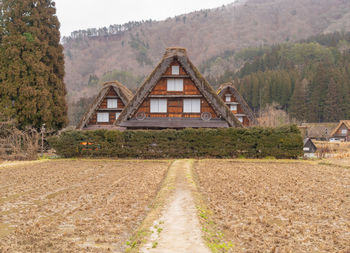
76,81,133,130
330,120,350,137
217,82,257,125
116,47,242,128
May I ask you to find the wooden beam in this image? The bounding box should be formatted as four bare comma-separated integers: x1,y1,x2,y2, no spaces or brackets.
120,118,229,128
149,95,203,98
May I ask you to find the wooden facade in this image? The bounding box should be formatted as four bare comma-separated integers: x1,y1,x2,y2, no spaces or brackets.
116,48,242,129
76,81,133,130
330,120,350,142
217,83,256,127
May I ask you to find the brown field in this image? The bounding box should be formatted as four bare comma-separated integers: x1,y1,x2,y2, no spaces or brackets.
195,160,350,252
0,160,170,252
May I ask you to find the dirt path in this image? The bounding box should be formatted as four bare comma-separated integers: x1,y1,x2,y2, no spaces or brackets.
141,160,210,253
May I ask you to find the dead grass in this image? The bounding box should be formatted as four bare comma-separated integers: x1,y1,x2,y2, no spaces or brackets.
195,160,350,252
0,159,170,252
314,141,350,158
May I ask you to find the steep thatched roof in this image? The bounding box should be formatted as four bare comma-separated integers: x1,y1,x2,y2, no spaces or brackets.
330,120,350,137
115,47,242,128
76,81,133,130
301,122,338,139
217,82,257,125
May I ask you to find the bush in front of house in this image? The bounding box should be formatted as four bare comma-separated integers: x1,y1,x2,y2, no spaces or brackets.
47,125,303,159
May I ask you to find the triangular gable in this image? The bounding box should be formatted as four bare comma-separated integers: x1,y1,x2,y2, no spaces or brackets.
76,81,133,130
330,120,350,137
116,48,242,128
217,82,257,125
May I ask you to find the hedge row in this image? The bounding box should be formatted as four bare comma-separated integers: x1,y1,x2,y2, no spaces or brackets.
47,126,303,159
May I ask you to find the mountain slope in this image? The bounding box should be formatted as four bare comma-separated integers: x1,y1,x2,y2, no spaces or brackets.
63,0,350,106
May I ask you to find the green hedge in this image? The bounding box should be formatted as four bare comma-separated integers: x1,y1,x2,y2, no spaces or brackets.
47,126,303,159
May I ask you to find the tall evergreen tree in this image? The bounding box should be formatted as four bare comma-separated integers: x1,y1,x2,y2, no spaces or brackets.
0,0,67,129
289,79,308,122
323,78,340,122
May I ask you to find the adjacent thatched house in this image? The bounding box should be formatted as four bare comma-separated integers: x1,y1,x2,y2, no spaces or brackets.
330,120,350,142
300,122,338,140
76,81,133,130
217,82,256,127
115,47,242,129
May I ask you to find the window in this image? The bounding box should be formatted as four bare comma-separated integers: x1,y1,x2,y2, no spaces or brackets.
303,147,310,151
341,129,348,135
167,79,183,91
172,65,180,75
107,99,118,109
183,99,201,113
225,94,231,102
237,116,243,123
115,112,121,120
150,99,167,113
230,104,237,111
97,112,109,123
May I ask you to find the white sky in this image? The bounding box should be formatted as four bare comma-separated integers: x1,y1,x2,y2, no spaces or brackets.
55,0,235,37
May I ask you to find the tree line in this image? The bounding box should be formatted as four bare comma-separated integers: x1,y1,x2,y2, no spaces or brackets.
213,32,350,123
62,20,153,44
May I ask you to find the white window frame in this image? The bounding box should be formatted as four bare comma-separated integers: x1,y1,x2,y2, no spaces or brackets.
150,99,167,113
115,112,121,120
230,104,237,111
167,79,183,91
303,147,310,151
97,112,109,123
225,94,231,102
183,99,201,113
172,65,180,75
341,129,348,135
237,116,243,123
107,99,118,109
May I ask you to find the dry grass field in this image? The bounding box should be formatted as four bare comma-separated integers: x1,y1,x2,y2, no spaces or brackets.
195,160,350,252
0,160,170,252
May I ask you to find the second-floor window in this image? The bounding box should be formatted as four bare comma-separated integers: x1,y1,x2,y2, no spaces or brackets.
230,104,237,111
225,94,231,102
167,79,183,91
107,99,118,109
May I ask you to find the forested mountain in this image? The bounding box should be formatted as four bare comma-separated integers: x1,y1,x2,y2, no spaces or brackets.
64,0,350,125
228,32,350,123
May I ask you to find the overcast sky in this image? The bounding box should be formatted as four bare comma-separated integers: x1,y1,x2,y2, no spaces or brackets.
55,0,236,37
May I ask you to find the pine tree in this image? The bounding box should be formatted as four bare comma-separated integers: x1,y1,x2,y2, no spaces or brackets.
0,0,67,130
323,78,340,122
289,79,308,122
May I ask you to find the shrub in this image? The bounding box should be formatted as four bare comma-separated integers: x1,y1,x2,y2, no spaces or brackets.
47,126,303,159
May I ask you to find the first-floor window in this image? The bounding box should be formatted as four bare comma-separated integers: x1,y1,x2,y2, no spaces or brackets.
237,116,243,123
183,99,201,113
115,112,121,120
230,104,237,111
150,99,167,113
97,112,109,122
107,99,118,109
